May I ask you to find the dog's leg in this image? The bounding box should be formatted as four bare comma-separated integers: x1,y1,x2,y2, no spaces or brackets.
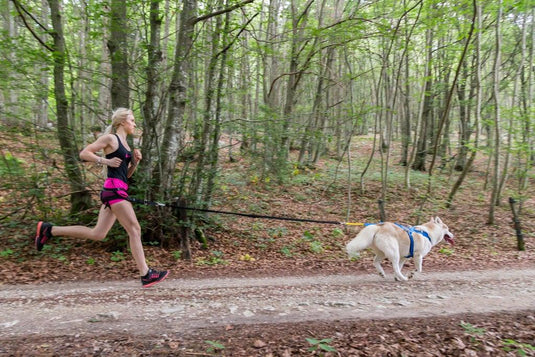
399,257,407,271
408,254,423,279
391,255,408,281
373,253,387,279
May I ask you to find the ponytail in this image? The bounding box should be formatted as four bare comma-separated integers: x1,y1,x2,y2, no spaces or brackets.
106,108,132,135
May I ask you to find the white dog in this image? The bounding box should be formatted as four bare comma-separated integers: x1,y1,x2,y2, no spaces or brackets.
346,217,454,281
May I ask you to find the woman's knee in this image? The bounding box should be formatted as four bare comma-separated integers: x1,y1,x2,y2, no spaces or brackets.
91,229,108,241
126,222,142,239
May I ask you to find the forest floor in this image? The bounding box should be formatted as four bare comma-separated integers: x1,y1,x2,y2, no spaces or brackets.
1,129,535,356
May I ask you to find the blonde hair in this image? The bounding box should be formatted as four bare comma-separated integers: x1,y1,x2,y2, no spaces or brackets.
103,108,132,135
100,108,132,177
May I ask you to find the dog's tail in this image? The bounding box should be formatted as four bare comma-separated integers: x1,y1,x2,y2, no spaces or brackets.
346,224,379,258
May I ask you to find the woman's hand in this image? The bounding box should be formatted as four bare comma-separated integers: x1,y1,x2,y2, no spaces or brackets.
127,149,142,178
133,149,142,164
105,157,122,167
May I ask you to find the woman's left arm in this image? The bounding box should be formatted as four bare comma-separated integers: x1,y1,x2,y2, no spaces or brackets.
127,149,142,178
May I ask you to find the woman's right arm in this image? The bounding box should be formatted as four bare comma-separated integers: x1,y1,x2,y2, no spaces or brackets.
80,135,112,165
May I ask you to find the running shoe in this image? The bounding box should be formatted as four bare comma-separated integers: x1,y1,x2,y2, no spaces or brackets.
35,221,53,251
141,268,169,288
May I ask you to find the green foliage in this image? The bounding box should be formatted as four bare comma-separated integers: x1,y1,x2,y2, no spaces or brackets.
0,152,25,183
309,240,324,254
172,250,182,260
306,338,337,353
267,226,287,238
0,248,14,258
302,230,315,241
250,222,266,231
460,321,486,335
86,257,96,265
195,251,228,266
331,228,345,237
460,320,486,345
110,251,125,262
204,340,225,353
255,237,276,250
301,230,325,254
438,247,454,256
502,339,535,356
41,241,70,264
280,245,295,257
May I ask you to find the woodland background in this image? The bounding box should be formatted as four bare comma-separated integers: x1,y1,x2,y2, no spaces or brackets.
0,0,533,253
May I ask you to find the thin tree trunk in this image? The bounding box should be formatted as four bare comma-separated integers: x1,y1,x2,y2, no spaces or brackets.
35,0,49,128
97,8,111,116
488,0,503,225
518,5,533,193
447,1,481,208
47,0,91,213
400,46,411,166
455,61,470,171
412,28,433,172
108,0,129,109
140,0,164,193
191,9,222,202
277,0,314,174
158,0,197,197
205,8,232,207
426,0,476,183
3,0,18,124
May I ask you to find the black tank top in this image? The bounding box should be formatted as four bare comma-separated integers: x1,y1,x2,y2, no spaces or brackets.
105,134,132,183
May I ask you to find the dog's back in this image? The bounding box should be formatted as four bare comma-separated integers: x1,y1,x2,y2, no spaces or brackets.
346,223,381,258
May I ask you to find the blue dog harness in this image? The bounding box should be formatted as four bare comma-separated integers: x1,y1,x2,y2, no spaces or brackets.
394,223,431,258
365,222,431,258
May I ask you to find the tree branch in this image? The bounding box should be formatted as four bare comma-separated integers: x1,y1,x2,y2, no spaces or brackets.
215,11,259,59
11,0,54,52
191,0,255,25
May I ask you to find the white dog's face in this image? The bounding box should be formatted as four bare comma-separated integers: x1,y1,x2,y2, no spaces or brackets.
434,217,454,245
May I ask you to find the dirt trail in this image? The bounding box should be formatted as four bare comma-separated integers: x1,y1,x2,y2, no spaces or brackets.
1,268,534,340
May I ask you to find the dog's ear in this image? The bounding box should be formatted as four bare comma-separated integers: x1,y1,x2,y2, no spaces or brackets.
434,216,443,225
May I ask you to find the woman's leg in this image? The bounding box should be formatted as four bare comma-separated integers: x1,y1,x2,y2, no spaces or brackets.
51,205,116,241
110,200,149,276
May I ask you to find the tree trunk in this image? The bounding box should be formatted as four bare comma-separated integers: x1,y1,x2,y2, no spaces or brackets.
35,0,49,128
400,45,411,166
191,7,222,203
158,0,197,197
488,0,503,225
204,9,232,207
311,0,342,164
455,61,470,171
275,0,314,176
298,0,333,165
412,29,433,172
108,0,130,109
97,7,112,116
447,2,481,208
2,0,19,125
47,0,91,213
140,0,164,194
517,6,533,193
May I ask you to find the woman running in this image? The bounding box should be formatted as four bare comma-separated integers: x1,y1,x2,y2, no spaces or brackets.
35,108,169,287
